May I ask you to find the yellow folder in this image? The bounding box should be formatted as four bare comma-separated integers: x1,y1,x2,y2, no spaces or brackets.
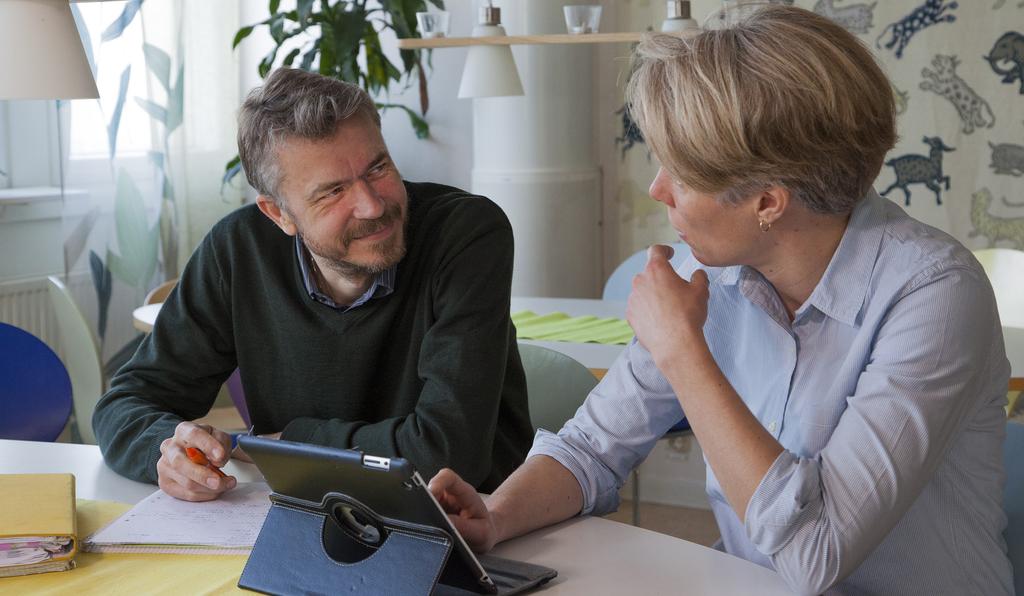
0,474,77,578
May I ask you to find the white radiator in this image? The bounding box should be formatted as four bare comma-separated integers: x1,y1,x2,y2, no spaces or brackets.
0,276,66,359
0,272,136,364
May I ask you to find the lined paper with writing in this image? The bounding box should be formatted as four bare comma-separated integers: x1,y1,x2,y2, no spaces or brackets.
84,482,272,554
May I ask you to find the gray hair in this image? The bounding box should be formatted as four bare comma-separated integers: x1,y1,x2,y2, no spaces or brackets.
237,68,381,200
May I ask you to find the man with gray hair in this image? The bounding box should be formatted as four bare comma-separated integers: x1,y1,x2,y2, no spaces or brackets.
94,68,533,501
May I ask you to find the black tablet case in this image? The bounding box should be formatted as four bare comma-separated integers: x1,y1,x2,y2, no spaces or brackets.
236,437,556,595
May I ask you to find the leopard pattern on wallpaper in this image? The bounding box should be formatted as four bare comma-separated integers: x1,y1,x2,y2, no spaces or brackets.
969,188,1024,250
876,0,958,59
920,55,996,134
813,0,876,34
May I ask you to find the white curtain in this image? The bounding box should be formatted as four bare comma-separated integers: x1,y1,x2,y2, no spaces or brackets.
60,0,242,365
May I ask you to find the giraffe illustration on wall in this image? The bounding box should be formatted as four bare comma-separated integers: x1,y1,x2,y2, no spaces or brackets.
880,136,955,206
876,0,958,59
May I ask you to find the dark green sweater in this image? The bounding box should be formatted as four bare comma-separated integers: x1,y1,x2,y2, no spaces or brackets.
94,182,533,492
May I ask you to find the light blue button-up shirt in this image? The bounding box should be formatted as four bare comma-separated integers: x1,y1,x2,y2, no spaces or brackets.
530,190,1013,595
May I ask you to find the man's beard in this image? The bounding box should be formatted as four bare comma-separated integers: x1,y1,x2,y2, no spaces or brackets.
303,201,407,279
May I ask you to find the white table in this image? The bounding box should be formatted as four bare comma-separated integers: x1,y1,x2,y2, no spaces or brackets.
0,439,791,595
511,297,627,372
131,303,161,333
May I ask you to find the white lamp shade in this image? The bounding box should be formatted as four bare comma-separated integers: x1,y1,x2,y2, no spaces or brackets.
0,0,99,100
458,25,524,99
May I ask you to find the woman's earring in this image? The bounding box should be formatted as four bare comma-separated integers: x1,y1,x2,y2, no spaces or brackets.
759,218,772,233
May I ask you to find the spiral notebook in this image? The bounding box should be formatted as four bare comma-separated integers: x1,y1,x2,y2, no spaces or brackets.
84,482,272,555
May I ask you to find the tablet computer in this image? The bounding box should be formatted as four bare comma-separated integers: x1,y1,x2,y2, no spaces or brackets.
237,435,497,594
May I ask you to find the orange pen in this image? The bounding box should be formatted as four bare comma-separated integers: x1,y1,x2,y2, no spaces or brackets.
185,447,227,478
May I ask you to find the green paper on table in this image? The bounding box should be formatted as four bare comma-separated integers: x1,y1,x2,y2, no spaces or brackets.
512,311,635,345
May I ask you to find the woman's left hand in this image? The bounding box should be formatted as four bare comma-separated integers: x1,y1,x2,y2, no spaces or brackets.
626,245,711,366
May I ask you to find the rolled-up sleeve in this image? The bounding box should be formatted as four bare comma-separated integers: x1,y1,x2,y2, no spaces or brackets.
742,265,1008,595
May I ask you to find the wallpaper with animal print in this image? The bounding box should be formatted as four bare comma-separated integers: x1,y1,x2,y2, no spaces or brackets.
604,0,1024,265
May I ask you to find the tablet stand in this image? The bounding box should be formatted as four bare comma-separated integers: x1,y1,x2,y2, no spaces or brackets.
239,492,458,595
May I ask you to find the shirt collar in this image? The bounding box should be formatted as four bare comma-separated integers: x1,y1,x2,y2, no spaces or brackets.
799,190,885,326
713,190,886,326
294,236,396,311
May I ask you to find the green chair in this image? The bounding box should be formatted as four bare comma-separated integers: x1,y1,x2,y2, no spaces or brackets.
47,276,105,444
1005,421,1024,596
518,342,598,435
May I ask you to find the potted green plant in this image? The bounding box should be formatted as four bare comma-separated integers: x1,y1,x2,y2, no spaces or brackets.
224,0,444,186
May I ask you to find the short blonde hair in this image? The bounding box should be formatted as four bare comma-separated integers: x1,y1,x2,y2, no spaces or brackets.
626,5,896,215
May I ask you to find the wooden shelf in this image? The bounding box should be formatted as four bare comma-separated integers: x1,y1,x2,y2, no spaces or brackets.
397,32,646,50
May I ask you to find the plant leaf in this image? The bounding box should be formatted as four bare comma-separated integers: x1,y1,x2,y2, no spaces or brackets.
377,102,430,139
319,20,337,76
147,150,165,171
417,59,428,115
135,97,167,125
300,39,320,71
269,0,281,15
70,5,97,79
166,63,185,134
269,13,286,44
221,155,242,196
64,208,100,276
259,46,280,78
364,29,389,94
159,198,178,279
297,0,315,28
107,66,131,161
89,251,113,341
106,249,132,287
232,25,255,50
111,169,159,290
101,0,145,42
142,43,172,94
282,47,302,67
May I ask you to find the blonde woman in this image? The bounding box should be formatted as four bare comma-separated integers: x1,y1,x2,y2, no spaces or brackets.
430,5,1013,595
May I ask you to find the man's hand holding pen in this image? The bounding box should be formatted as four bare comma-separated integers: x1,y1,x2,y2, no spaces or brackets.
157,421,236,502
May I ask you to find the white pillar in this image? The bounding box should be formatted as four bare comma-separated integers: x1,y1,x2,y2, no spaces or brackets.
470,0,602,298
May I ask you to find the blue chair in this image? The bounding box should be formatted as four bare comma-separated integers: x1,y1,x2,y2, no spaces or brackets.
602,242,692,301
603,243,693,523
602,241,694,441
0,322,73,441
1005,421,1024,595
